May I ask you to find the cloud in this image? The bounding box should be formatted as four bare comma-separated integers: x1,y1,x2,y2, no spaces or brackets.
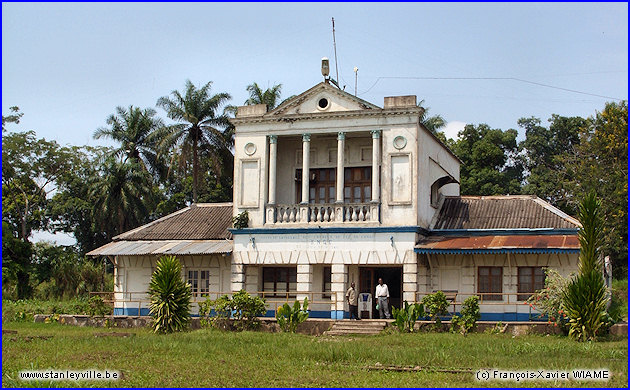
442,121,467,141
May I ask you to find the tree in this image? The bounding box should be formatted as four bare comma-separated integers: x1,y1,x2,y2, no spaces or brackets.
451,123,523,195
417,99,446,134
2,106,23,131
2,221,33,299
245,82,283,109
562,192,608,341
90,157,154,237
156,80,232,203
518,115,585,213
93,105,166,179
565,101,628,277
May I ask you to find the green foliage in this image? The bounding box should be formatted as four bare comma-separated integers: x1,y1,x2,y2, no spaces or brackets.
2,298,93,321
451,123,523,196
526,268,570,331
450,296,480,336
2,221,33,299
87,296,112,317
148,256,192,333
276,298,309,333
562,192,609,341
245,82,283,109
391,301,424,332
156,79,233,203
421,291,450,327
484,321,505,335
565,101,628,278
232,211,249,229
200,291,266,331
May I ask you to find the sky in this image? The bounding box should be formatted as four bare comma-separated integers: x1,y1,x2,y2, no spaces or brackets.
2,2,628,245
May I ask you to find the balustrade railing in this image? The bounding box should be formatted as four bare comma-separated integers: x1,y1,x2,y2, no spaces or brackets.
267,202,379,224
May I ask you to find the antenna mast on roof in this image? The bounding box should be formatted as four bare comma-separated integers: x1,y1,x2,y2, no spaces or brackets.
332,17,339,84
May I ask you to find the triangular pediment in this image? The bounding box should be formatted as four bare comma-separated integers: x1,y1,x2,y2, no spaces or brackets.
266,82,380,116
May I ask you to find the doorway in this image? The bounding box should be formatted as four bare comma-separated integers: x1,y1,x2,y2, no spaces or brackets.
358,267,402,319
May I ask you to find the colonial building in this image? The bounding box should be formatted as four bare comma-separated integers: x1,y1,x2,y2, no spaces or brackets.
88,78,581,321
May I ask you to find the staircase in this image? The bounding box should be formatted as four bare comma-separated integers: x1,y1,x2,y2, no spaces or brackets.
324,320,389,336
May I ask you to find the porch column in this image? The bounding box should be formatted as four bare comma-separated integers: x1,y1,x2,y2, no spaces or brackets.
299,133,311,222
301,133,311,204
336,132,345,202
330,264,347,319
231,263,245,292
296,264,313,303
268,135,278,204
370,130,381,202
403,253,418,303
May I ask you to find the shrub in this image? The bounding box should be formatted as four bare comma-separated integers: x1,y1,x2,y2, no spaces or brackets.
526,268,570,332
148,256,192,334
562,192,609,341
421,291,450,328
450,296,480,336
232,211,249,229
199,294,232,329
87,296,112,317
276,298,309,333
392,301,424,333
231,290,266,331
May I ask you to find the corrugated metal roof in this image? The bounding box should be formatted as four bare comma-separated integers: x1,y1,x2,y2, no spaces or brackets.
114,203,233,241
415,234,579,251
433,196,580,230
86,240,233,256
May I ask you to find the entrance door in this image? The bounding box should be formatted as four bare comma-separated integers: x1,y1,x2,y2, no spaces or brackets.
359,267,402,319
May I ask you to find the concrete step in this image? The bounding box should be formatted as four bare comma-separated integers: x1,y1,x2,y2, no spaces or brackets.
331,324,386,330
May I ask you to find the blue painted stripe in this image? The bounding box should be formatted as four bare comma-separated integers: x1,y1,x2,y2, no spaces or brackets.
430,228,578,236
111,308,543,322
415,248,580,254
230,226,425,235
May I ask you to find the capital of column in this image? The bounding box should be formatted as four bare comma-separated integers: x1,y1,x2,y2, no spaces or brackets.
337,132,346,141
302,133,311,142
268,134,278,144
371,129,381,139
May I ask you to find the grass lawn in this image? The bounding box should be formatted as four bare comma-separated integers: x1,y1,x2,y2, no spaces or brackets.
2,321,627,387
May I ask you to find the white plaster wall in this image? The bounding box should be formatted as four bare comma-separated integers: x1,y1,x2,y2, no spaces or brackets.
417,126,461,228
233,134,269,227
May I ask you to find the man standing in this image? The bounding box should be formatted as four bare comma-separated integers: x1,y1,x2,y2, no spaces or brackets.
375,278,390,319
346,282,359,320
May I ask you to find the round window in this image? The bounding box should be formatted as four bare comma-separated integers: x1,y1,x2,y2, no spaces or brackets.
318,98,329,109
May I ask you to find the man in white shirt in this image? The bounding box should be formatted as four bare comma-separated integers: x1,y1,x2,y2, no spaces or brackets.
375,278,390,319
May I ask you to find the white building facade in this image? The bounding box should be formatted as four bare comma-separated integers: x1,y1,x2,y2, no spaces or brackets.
89,81,581,321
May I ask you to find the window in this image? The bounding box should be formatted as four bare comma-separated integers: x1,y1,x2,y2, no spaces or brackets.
478,266,502,301
262,267,297,297
322,266,331,298
518,267,545,301
296,168,336,203
187,269,210,297
344,167,372,203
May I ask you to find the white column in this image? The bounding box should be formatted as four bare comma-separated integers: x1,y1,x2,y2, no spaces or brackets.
403,254,418,303
330,264,347,319
231,263,245,292
296,264,313,303
301,133,311,204
268,135,278,205
336,132,345,203
371,130,381,202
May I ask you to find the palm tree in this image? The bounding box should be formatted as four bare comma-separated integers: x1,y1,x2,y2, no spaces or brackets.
91,158,152,236
156,80,232,203
245,82,282,109
93,106,165,178
417,99,446,134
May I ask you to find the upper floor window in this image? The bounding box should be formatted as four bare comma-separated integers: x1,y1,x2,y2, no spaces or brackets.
295,166,374,204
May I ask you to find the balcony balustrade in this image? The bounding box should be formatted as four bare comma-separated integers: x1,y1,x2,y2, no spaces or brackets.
265,202,379,224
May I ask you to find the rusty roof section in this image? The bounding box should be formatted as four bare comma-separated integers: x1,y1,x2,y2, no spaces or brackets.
432,196,581,230
113,203,233,241
416,234,579,250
